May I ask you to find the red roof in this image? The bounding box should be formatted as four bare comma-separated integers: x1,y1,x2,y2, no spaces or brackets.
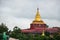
21,28,59,33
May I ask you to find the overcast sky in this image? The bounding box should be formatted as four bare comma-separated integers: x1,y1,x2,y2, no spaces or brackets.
0,0,60,30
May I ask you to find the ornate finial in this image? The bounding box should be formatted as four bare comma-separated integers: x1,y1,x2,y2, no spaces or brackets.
37,8,39,10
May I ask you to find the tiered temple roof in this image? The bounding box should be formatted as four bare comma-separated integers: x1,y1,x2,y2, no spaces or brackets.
21,8,59,34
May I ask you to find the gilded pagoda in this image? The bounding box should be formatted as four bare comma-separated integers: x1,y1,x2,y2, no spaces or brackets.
21,8,59,34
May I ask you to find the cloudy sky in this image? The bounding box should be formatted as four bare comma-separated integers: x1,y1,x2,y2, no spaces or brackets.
0,0,60,30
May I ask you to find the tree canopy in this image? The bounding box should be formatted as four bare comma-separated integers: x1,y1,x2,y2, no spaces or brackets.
0,23,8,33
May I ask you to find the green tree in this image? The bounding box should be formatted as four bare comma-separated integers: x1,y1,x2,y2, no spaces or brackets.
45,32,50,36
27,33,34,40
0,23,8,33
53,33,60,40
9,26,22,39
46,24,49,28
54,35,60,40
0,33,3,40
0,23,8,40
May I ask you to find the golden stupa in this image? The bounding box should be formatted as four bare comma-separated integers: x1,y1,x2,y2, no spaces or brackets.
41,30,45,36
32,8,45,24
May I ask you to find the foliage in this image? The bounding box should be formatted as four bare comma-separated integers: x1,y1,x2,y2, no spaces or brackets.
0,23,60,40
0,33,3,40
45,31,50,36
9,26,22,39
9,26,60,40
0,23,8,33
0,23,8,40
53,33,60,40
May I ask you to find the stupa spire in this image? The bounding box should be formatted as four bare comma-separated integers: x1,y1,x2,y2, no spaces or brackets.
35,8,41,21
32,8,45,24
41,30,45,36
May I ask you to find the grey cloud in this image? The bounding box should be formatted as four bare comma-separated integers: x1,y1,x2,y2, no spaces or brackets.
0,0,60,20
0,0,60,30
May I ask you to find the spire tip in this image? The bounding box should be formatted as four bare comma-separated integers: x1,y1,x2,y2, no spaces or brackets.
37,8,39,10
